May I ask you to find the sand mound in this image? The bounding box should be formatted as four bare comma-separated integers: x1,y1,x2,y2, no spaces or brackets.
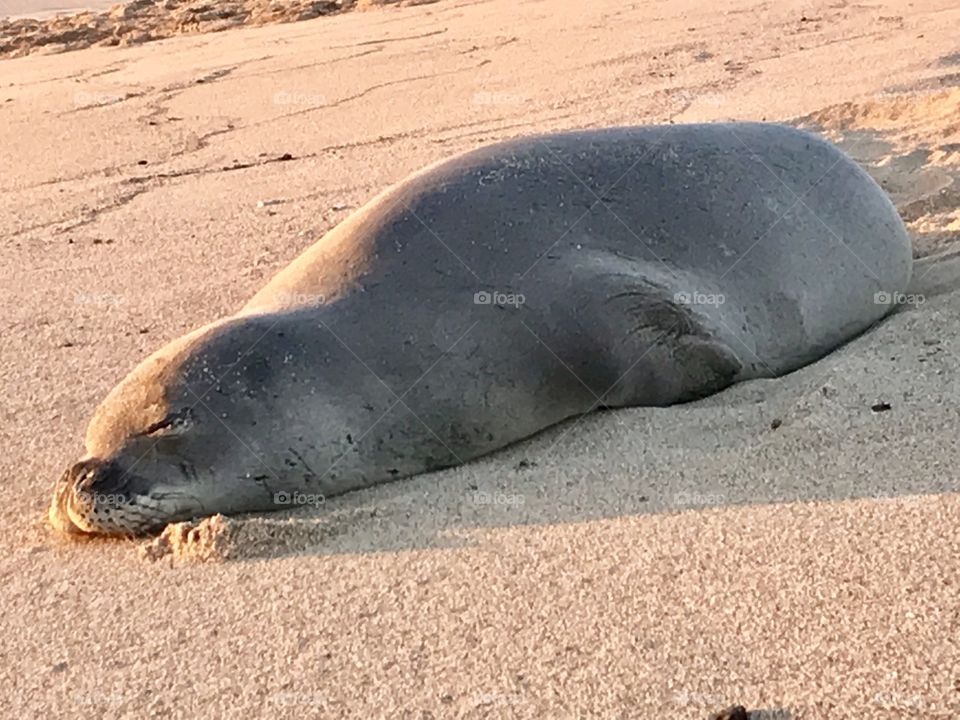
0,0,437,58
796,89,960,258
137,505,375,562
800,88,960,143
137,514,234,562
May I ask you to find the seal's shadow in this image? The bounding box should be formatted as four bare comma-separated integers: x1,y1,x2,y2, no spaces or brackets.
201,251,960,562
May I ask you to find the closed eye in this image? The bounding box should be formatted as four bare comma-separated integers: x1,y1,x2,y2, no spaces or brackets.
139,408,195,438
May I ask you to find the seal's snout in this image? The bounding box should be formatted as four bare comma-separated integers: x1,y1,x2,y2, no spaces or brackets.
48,458,140,536
48,461,91,535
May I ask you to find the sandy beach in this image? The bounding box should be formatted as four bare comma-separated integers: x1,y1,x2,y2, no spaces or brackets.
1,0,958,717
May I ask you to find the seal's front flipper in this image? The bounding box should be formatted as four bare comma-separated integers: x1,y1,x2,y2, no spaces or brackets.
668,333,743,402
600,284,743,407
549,262,745,408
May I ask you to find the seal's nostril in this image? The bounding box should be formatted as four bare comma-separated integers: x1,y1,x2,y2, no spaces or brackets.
66,458,103,488
77,459,133,497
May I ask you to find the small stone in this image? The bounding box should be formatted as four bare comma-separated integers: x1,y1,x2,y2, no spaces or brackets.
770,417,783,429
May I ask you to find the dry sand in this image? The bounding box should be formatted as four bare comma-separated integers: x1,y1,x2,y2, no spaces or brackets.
1,0,959,717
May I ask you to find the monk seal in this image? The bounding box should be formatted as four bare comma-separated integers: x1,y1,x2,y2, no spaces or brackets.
48,122,912,536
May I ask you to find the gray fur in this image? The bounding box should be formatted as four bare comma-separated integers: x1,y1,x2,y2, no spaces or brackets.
48,122,911,535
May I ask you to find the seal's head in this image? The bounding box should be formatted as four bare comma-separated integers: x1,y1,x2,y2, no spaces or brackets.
48,319,288,537
48,407,224,537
